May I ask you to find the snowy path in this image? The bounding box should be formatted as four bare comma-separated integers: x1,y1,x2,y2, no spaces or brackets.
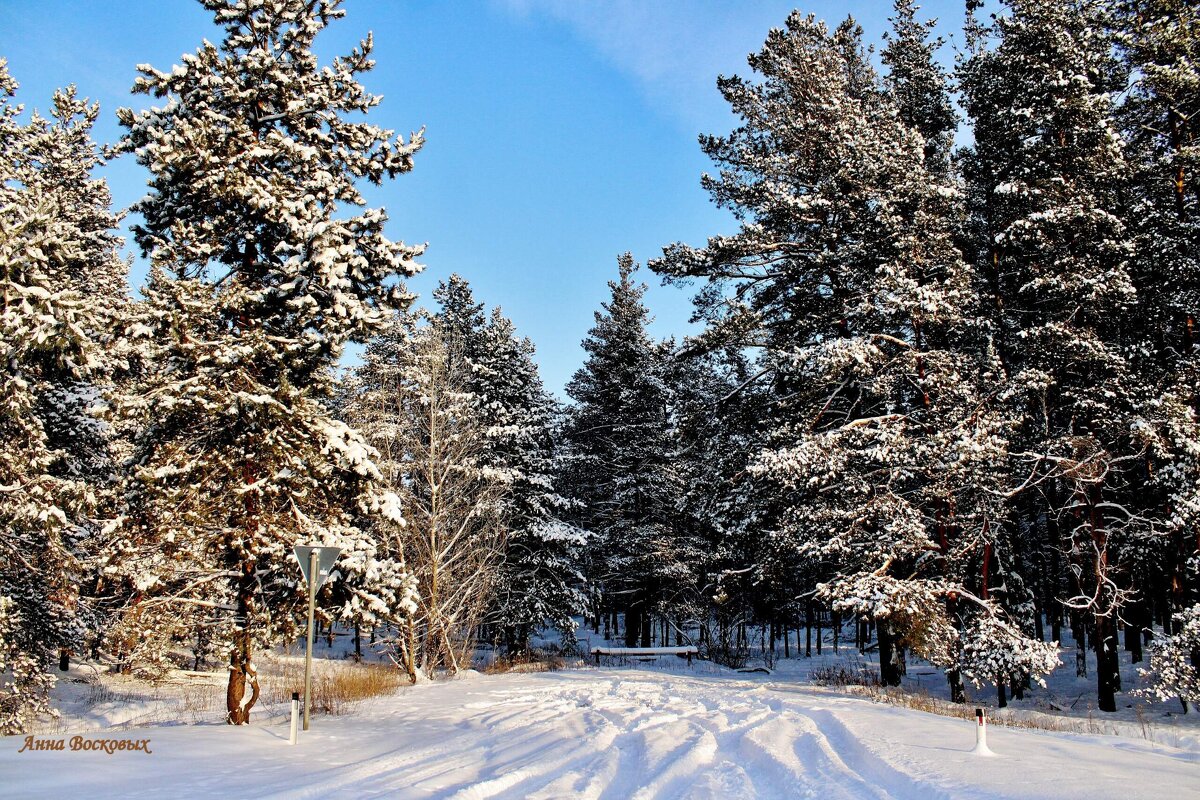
4,669,1197,799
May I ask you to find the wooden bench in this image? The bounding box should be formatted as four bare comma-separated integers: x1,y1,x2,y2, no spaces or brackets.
590,646,698,666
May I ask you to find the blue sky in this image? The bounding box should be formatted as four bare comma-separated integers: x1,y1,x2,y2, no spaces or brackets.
0,0,964,396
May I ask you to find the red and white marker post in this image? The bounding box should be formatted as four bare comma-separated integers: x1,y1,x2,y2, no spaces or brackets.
972,707,996,756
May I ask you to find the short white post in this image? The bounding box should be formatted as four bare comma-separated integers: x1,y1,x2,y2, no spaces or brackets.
289,692,299,745
972,707,995,756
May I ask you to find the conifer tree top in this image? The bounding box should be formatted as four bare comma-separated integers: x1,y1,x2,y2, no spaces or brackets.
117,0,424,369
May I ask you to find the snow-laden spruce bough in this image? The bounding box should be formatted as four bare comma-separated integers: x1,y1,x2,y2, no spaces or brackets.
1,0,1199,747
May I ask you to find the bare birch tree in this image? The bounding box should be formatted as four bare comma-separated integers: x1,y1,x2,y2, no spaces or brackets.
348,319,503,680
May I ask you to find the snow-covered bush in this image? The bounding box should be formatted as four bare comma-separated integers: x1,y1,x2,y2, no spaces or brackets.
1142,605,1200,705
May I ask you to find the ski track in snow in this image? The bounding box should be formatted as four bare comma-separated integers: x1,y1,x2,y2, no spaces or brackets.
4,669,1197,799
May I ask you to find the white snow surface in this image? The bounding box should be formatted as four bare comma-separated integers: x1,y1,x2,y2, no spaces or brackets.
6,668,1198,799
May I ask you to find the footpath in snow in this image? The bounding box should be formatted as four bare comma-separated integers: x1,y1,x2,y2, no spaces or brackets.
4,668,1198,799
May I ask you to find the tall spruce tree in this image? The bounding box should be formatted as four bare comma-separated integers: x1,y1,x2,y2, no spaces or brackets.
475,309,586,653
881,0,956,175
0,62,125,732
425,277,587,651
668,346,765,663
563,255,683,647
107,0,424,720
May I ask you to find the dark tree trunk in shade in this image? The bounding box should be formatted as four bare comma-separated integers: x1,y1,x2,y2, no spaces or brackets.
1096,615,1119,712
948,667,966,704
805,602,813,657
624,606,639,648
1129,613,1143,664
877,620,901,687
1073,615,1088,677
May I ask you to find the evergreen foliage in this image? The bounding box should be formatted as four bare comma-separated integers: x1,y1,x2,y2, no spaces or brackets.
6,0,1200,722
105,0,423,699
562,255,687,648
0,60,125,732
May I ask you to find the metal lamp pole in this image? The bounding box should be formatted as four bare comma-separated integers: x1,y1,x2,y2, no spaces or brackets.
303,548,318,731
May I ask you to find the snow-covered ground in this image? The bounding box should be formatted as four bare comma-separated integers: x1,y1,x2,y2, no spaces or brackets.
6,667,1198,799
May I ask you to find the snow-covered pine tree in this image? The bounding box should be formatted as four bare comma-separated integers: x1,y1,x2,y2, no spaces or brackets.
881,0,956,176
19,88,128,486
428,276,586,653
0,61,126,732
959,0,1140,712
655,12,1057,691
327,315,417,661
431,274,489,383
1143,604,1200,708
474,308,586,654
563,255,684,648
1115,0,1200,703
106,0,423,718
667,346,768,664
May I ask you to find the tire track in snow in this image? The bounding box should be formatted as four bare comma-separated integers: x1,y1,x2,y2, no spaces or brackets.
789,705,956,800
255,673,982,799
560,675,872,798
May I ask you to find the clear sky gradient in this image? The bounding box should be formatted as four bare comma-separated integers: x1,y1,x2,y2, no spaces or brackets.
0,0,964,396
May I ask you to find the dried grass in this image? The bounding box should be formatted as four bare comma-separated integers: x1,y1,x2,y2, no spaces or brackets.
844,684,1185,746
482,650,566,675
260,659,407,716
810,664,881,688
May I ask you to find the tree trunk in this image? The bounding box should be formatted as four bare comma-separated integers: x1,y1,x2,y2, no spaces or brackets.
805,602,813,657
1073,614,1087,677
225,650,259,725
997,676,1007,709
226,558,258,725
1096,615,1119,712
948,667,965,704
877,620,901,687
1129,610,1143,664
